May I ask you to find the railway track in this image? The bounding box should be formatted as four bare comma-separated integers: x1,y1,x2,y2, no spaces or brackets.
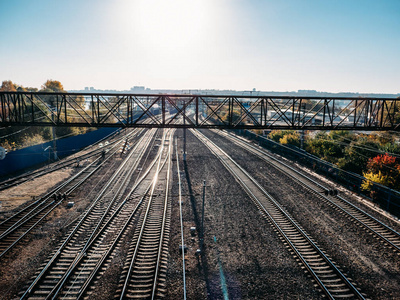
0,127,143,228
0,112,163,192
193,129,366,299
116,129,173,299
175,139,187,300
0,128,147,259
19,128,160,299
214,130,400,253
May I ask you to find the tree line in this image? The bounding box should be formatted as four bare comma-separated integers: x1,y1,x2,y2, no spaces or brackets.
268,129,400,194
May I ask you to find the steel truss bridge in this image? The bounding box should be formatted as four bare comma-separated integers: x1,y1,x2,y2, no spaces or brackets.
1,91,400,131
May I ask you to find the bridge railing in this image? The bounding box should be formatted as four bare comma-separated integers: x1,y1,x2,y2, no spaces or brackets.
1,91,400,130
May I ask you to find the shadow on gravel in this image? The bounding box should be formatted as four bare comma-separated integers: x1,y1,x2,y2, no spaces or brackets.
183,159,213,298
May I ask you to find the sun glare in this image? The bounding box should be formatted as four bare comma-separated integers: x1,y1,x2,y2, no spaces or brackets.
128,0,209,46
107,0,235,88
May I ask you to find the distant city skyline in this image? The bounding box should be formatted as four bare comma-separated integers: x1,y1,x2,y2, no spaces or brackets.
72,86,399,99
1,0,399,94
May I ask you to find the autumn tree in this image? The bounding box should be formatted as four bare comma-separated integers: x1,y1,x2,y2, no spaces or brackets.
362,153,400,191
0,80,17,91
39,79,66,107
221,108,242,125
268,130,300,147
269,130,292,142
305,132,343,163
0,80,91,151
372,132,400,154
280,132,301,147
41,80,64,92
336,136,381,174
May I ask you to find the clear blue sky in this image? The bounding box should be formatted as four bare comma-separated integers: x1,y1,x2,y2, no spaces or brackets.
1,0,399,93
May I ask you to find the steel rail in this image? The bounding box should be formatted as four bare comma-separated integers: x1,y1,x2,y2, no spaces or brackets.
0,197,43,235
0,126,142,230
217,130,400,252
0,126,135,192
0,198,61,260
0,159,104,258
48,129,168,299
0,158,100,240
151,129,173,299
0,129,143,258
75,186,152,299
0,151,97,192
193,129,365,300
45,129,157,300
20,129,156,299
0,155,94,231
49,152,164,300
0,112,159,192
175,139,187,300
118,130,168,299
119,129,173,299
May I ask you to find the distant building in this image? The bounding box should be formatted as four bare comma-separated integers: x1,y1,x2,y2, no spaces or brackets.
84,87,89,91
298,90,317,95
90,87,94,91
131,86,145,92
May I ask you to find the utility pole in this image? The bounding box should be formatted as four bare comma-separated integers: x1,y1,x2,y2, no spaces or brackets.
300,103,305,149
52,128,58,160
183,100,187,161
200,180,206,251
51,108,58,160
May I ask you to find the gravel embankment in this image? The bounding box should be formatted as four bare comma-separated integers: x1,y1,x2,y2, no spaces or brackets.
202,129,400,299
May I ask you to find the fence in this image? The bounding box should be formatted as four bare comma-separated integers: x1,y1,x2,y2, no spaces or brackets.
0,127,118,177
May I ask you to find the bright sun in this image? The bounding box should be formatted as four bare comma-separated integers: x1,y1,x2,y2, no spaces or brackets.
128,0,209,45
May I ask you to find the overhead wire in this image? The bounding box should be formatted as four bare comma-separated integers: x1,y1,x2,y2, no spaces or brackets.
311,132,400,158
305,134,400,175
0,127,32,139
0,115,51,140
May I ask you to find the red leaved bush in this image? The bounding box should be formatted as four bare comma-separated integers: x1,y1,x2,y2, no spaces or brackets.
365,153,400,190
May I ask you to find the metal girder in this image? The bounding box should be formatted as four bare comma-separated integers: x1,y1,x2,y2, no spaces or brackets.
1,91,400,131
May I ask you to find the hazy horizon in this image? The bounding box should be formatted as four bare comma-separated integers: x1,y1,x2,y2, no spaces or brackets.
1,0,399,94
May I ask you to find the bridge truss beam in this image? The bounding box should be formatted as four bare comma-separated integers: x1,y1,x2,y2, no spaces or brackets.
1,92,400,131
